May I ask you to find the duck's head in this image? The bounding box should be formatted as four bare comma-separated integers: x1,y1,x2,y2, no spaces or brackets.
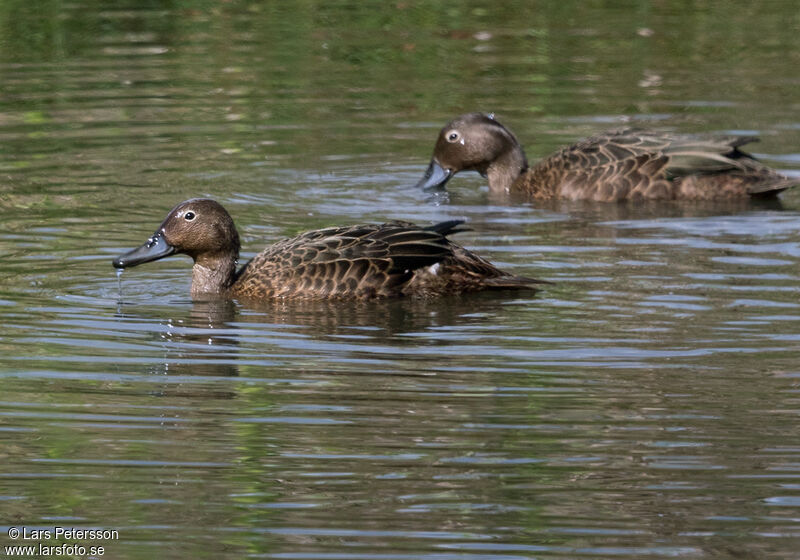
113,198,240,270
414,113,527,192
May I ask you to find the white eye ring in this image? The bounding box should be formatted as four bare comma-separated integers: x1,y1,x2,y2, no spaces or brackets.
445,130,461,143
184,211,196,221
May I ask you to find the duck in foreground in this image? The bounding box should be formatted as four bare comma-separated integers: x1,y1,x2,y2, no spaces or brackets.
415,113,798,201
112,199,544,300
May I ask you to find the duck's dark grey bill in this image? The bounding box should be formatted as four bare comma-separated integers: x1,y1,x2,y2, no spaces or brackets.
112,231,176,269
414,160,453,191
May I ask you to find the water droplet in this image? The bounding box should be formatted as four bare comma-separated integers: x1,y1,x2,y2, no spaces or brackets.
116,268,123,303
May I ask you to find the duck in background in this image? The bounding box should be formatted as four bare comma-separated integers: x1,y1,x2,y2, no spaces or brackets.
415,113,797,202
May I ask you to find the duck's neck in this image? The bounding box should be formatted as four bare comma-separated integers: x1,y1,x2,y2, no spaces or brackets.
190,252,238,296
486,143,528,193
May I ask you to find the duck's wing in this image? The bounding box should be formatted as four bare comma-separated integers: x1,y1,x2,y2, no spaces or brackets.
567,128,756,173
530,128,779,200
238,222,459,299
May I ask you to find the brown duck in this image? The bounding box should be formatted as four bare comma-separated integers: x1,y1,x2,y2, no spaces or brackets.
112,199,543,300
415,113,797,201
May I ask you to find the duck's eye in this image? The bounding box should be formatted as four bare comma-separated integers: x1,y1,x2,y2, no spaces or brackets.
184,211,196,221
446,130,461,143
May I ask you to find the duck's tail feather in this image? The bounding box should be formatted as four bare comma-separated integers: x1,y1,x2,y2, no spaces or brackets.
425,219,470,236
